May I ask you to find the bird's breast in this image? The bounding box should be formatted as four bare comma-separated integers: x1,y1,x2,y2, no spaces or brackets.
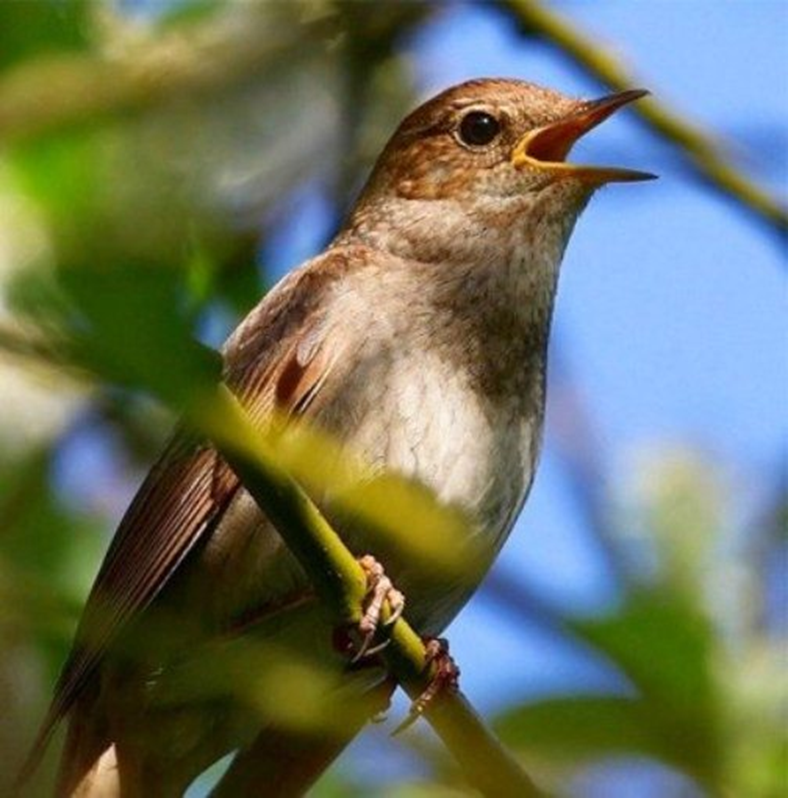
321,345,542,632
349,348,537,534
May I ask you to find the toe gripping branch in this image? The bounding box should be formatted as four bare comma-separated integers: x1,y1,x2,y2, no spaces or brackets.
335,554,460,734
352,554,406,661
393,637,460,735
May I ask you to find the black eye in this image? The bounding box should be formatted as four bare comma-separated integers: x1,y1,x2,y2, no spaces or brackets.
458,111,501,146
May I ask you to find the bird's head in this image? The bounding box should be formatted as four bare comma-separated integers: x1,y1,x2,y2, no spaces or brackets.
341,78,654,264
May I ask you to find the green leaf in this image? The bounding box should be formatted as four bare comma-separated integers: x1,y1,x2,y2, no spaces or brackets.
0,443,101,659
0,0,92,72
58,263,222,404
495,695,661,761
570,590,716,713
522,589,726,791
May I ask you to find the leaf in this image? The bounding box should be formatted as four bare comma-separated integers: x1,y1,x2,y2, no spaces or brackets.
0,443,102,670
495,695,661,762
499,588,726,791
0,0,91,72
569,590,720,730
58,263,222,405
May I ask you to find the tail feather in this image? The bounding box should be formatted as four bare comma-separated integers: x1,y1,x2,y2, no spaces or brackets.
16,679,117,798
55,691,116,798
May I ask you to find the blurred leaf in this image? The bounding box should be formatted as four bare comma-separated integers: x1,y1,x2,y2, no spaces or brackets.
58,263,222,404
377,785,472,798
213,233,265,317
572,590,723,789
496,588,725,791
0,441,102,671
11,129,101,246
185,240,220,310
0,0,91,72
158,0,223,28
571,590,716,716
270,422,483,578
496,695,661,761
727,643,788,798
0,444,76,581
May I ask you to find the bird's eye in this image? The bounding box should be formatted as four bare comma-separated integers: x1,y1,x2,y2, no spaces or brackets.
458,111,501,146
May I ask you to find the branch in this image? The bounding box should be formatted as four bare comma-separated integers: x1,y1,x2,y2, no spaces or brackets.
499,0,788,243
0,6,334,143
0,3,436,146
186,385,545,798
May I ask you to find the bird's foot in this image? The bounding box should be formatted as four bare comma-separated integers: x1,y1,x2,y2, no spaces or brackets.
394,637,460,734
333,555,405,664
353,554,405,661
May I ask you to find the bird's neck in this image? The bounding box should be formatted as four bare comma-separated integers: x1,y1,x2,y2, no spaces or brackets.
335,192,587,403
336,191,583,292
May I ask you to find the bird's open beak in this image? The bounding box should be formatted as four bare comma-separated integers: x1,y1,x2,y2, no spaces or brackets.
511,89,656,184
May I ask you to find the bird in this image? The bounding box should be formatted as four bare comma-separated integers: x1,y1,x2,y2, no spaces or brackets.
21,77,653,797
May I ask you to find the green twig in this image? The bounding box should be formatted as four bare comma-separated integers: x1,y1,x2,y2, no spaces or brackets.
499,0,788,243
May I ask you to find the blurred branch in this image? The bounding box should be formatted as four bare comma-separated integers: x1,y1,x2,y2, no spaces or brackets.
499,0,788,244
190,385,545,798
0,3,436,147
484,568,568,636
0,323,71,370
547,350,634,587
0,5,331,143
331,3,423,221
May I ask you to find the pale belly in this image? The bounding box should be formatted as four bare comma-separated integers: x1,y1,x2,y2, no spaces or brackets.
201,349,542,636
348,349,537,543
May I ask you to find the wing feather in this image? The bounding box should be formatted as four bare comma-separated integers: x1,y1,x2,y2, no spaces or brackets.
25,247,360,772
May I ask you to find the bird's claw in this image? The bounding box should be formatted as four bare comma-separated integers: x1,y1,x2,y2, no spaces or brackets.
348,555,405,664
393,637,460,735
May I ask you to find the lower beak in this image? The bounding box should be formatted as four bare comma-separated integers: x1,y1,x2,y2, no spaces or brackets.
511,89,656,184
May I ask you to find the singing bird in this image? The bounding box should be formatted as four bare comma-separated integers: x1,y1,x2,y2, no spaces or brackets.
23,78,653,796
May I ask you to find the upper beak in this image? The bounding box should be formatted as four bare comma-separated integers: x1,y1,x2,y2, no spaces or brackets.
511,89,657,184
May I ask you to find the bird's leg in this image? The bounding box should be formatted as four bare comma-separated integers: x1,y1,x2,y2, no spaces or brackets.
394,637,460,735
331,555,405,663
352,554,405,661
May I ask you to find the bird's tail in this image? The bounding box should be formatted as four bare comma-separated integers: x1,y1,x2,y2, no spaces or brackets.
55,694,118,798
15,681,117,798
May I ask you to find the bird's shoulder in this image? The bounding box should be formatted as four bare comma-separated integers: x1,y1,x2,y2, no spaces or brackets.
223,241,406,420
224,242,384,371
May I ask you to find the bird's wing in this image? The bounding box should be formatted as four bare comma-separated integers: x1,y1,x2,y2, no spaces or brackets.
25,247,360,770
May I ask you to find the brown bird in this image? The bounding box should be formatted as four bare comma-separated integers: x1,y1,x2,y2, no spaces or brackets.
22,78,653,797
